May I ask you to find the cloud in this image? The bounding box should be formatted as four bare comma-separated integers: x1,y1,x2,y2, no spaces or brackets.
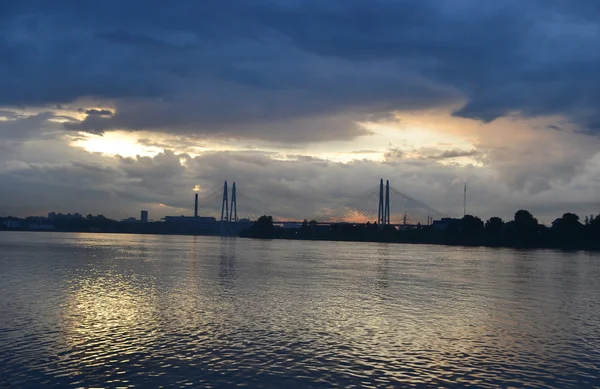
136,136,204,154
473,117,600,195
428,149,478,160
2,130,600,224
383,147,479,162
85,109,113,116
96,31,174,48
349,150,379,154
0,111,64,143
2,1,600,223
4,1,600,142
383,148,405,161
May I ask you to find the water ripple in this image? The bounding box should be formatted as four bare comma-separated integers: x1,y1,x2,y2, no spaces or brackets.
1,233,600,388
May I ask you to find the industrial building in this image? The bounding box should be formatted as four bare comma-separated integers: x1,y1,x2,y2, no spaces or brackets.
164,184,251,235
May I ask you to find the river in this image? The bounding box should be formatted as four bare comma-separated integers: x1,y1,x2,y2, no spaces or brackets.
1,232,599,388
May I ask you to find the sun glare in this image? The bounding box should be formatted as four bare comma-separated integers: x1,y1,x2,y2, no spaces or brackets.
67,113,483,167
71,131,161,157
359,121,482,166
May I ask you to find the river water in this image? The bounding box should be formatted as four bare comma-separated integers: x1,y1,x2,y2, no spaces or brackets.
0,232,599,388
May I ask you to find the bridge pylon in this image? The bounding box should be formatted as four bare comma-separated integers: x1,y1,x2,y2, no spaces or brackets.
378,178,391,225
230,182,237,222
378,179,384,225
385,179,390,225
220,181,229,223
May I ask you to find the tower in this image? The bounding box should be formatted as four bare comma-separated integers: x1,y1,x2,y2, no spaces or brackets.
230,182,237,222
221,181,229,222
194,193,198,218
378,178,384,225
385,180,390,225
464,182,467,217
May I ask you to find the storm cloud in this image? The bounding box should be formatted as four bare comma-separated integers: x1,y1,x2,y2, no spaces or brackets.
2,1,600,221
2,1,600,141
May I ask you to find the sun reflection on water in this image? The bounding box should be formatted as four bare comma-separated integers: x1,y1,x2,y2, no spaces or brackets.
59,272,161,381
1,233,599,388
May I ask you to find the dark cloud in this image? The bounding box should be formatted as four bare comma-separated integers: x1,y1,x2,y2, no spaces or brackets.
2,1,598,141
85,109,113,116
428,149,478,160
3,1,600,222
96,31,174,48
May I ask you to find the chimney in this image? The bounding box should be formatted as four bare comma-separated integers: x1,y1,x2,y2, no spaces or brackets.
194,193,198,217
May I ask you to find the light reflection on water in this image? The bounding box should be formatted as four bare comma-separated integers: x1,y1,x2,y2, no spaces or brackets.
1,232,600,388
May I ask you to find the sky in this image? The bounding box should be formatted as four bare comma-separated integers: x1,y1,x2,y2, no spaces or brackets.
2,0,600,224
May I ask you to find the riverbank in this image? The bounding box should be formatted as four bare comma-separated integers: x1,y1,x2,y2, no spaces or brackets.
239,218,600,251
2,227,599,251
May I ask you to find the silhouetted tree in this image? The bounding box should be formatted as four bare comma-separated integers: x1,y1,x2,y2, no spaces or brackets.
256,215,274,229
589,214,600,231
230,209,600,248
510,210,539,245
462,215,484,239
514,210,537,227
561,213,580,226
485,217,504,235
553,213,583,246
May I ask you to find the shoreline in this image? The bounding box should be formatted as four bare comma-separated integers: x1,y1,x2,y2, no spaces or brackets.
2,228,598,252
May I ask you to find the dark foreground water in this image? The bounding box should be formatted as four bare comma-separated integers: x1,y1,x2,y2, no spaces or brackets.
1,232,600,388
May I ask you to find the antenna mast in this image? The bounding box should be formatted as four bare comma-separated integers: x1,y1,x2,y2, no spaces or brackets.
464,182,467,217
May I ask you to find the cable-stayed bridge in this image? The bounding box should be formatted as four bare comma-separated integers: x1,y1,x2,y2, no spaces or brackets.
190,179,448,228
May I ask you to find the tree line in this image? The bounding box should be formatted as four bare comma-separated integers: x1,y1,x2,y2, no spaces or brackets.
240,210,600,249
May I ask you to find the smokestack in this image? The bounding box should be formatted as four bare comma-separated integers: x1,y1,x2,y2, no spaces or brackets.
194,193,198,218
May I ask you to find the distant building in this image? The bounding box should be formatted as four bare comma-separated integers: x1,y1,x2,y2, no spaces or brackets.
278,222,303,229
25,216,47,223
48,212,82,220
432,218,462,231
2,220,23,229
165,216,217,225
164,215,220,234
28,223,54,231
122,217,139,224
141,210,149,223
